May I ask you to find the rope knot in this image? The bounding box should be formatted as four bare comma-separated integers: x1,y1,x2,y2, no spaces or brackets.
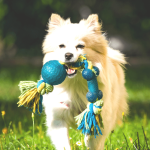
37,80,53,95
37,82,45,93
17,80,54,114
93,99,103,115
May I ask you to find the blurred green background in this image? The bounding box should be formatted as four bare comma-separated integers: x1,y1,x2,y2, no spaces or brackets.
0,0,150,149
0,0,150,58
0,0,150,102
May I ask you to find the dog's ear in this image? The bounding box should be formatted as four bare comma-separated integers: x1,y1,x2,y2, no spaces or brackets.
48,14,65,32
65,18,71,24
85,14,102,32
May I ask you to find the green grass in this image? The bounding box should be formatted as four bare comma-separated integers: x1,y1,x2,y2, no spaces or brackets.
126,65,150,101
0,102,150,150
0,65,150,149
0,65,41,101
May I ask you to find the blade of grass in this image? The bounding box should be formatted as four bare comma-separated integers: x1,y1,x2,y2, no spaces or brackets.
142,126,149,149
134,140,138,150
0,137,3,150
32,113,35,150
137,132,140,150
11,136,26,149
18,121,22,134
123,133,129,149
110,131,112,150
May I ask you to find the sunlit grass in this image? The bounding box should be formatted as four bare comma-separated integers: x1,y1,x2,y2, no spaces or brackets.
0,65,150,149
0,107,150,149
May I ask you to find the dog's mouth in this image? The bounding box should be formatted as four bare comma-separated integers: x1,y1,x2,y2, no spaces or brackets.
64,64,77,77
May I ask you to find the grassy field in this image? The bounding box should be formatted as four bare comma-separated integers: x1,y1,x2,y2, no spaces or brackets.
0,64,150,150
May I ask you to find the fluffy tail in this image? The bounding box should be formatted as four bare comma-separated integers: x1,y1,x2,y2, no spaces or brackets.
107,47,127,67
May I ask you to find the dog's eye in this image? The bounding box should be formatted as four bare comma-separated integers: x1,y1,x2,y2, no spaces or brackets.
76,44,85,49
59,44,65,48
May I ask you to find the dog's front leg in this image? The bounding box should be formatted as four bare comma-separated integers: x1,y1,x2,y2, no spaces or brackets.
47,119,71,150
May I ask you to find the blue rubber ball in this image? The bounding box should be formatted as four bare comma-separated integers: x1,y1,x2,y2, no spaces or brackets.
82,69,95,81
86,91,97,103
98,90,103,99
41,60,67,85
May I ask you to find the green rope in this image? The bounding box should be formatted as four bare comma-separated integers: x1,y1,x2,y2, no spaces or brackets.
40,83,53,95
18,81,37,97
18,81,53,96
93,99,103,115
93,99,104,128
75,109,87,126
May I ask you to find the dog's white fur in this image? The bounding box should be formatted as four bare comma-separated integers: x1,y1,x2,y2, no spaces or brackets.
42,14,128,150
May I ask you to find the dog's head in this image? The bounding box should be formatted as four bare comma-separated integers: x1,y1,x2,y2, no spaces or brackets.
43,14,108,78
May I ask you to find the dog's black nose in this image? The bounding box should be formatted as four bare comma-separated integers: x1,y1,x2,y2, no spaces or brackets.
65,53,73,60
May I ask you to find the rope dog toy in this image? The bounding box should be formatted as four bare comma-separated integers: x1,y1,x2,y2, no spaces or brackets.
18,60,67,114
17,55,104,137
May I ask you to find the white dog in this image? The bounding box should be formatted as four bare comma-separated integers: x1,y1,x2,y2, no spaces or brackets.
42,13,128,150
